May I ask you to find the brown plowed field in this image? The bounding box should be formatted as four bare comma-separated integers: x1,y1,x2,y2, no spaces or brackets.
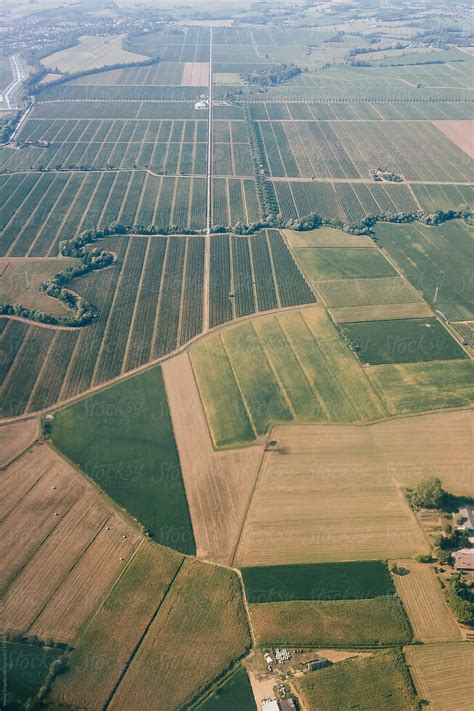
181,62,209,86
433,120,474,159
163,352,264,564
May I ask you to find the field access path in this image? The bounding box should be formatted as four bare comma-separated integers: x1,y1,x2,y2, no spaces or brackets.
203,27,213,332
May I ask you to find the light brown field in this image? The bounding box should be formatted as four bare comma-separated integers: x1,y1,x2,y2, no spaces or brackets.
181,62,209,86
0,445,141,642
329,301,433,323
234,409,472,566
0,418,38,468
432,120,474,159
41,34,146,73
235,423,428,566
163,352,264,565
392,560,461,643
50,541,183,709
284,227,376,249
0,257,80,317
405,643,474,711
108,558,251,711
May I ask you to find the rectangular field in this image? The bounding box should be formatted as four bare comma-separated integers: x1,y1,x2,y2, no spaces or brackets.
392,561,461,643
242,561,394,603
375,220,474,322
406,644,474,711
234,421,428,566
191,307,387,447
294,651,417,711
249,598,411,647
340,318,467,365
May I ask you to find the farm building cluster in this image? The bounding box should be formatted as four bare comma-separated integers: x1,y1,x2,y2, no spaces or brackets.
453,506,474,571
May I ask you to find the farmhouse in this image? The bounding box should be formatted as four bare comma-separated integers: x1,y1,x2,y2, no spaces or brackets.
457,507,474,544
194,99,209,110
453,548,474,570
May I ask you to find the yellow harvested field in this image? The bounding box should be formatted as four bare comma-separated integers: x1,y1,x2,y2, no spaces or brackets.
109,559,251,711
181,62,209,86
432,120,474,159
373,409,473,497
284,227,376,249
393,560,461,643
0,445,141,642
235,408,472,566
234,422,428,566
163,352,264,565
41,35,146,73
51,542,183,709
406,643,474,711
329,301,433,323
0,419,38,468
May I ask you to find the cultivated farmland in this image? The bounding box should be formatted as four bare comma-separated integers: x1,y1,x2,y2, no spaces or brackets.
41,34,147,73
108,559,251,711
406,643,474,711
234,422,428,567
190,306,388,447
294,651,417,711
375,219,474,322
242,561,395,603
340,318,467,365
51,366,195,553
163,352,264,565
249,598,411,647
50,541,183,709
0,445,141,643
392,560,461,643
0,418,38,467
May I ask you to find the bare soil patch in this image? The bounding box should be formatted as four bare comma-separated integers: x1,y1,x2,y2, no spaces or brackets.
163,352,264,564
432,120,474,159
181,62,209,86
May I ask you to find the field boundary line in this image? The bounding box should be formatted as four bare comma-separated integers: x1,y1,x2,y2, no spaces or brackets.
229,431,269,568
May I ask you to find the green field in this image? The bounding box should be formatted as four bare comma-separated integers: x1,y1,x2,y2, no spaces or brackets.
1,642,62,706
51,366,195,553
366,360,474,415
190,307,387,446
196,666,255,711
294,651,417,711
294,247,396,281
341,318,467,365
242,562,394,603
250,598,411,648
317,276,423,308
375,220,474,322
